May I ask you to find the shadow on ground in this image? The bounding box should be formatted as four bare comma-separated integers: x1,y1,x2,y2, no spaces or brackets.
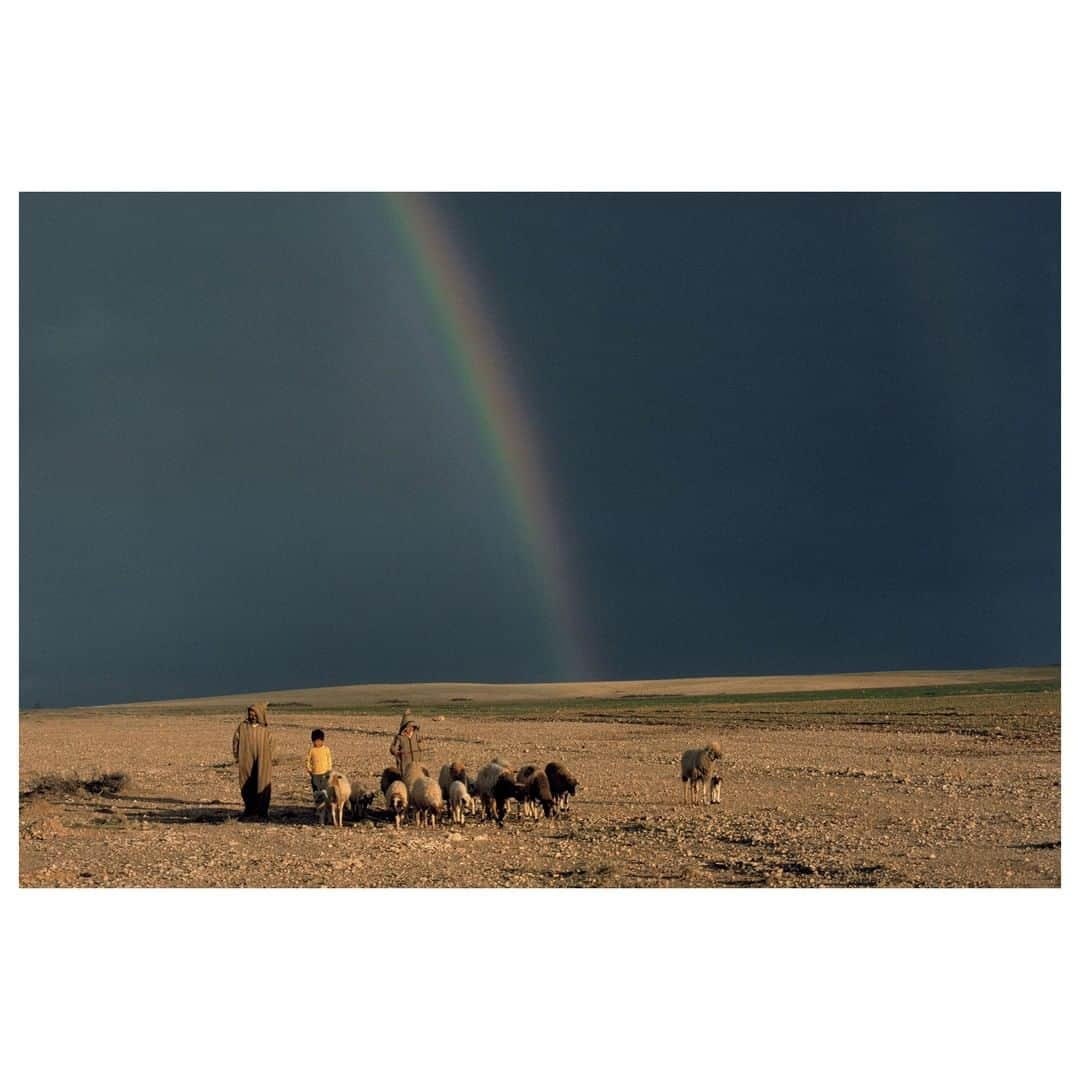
70,793,402,828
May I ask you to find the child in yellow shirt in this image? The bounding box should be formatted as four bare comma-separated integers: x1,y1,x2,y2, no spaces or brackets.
306,729,333,811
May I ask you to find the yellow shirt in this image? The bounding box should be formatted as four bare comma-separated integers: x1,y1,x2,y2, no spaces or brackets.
306,745,332,775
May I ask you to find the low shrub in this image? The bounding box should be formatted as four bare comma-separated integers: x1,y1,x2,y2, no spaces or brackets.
22,771,129,798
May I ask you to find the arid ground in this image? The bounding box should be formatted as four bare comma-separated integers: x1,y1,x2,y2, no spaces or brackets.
19,667,1060,887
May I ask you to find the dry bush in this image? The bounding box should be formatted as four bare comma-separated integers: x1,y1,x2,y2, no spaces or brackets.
22,771,129,798
83,772,128,795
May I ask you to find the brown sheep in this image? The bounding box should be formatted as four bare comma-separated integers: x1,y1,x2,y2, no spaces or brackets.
520,769,555,818
544,762,578,810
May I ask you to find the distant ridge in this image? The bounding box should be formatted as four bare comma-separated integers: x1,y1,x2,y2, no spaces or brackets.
95,666,1059,711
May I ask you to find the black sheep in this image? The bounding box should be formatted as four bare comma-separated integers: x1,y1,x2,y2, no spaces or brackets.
491,773,522,825
380,766,403,795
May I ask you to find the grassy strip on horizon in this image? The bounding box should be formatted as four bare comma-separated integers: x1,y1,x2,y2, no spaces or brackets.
28,677,1059,716
260,678,1060,715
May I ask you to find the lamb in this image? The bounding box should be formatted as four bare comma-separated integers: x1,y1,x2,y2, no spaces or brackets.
681,741,723,804
709,774,723,804
448,779,472,824
438,761,469,804
320,770,352,827
384,779,409,829
544,762,578,810
410,775,444,827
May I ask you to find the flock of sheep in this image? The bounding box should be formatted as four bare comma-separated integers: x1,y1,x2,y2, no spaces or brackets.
315,739,725,828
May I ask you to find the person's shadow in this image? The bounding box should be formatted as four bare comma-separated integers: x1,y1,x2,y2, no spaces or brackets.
75,792,397,828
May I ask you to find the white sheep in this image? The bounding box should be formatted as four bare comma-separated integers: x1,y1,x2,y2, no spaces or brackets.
384,779,408,829
438,761,469,807
448,779,472,824
410,775,444,827
680,742,723,804
402,761,429,799
321,771,352,827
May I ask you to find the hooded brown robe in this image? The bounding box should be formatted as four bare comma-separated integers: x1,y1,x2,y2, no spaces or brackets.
389,717,423,772
232,702,272,818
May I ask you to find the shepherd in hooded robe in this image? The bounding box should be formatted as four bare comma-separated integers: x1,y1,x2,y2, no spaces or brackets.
389,710,423,774
232,702,273,820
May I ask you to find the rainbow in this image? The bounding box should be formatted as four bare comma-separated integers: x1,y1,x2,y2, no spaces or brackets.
384,193,593,681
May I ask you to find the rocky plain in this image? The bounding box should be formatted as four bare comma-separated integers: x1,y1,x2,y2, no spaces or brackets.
18,668,1060,888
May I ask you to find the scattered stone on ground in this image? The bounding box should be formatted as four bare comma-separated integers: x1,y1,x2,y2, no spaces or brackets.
18,685,1060,887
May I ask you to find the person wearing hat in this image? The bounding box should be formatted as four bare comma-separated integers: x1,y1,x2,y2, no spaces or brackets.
389,709,423,774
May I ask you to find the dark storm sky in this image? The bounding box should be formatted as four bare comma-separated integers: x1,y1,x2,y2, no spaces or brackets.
20,193,1060,707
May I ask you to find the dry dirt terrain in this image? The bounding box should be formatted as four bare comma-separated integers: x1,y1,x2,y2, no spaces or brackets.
19,668,1060,888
